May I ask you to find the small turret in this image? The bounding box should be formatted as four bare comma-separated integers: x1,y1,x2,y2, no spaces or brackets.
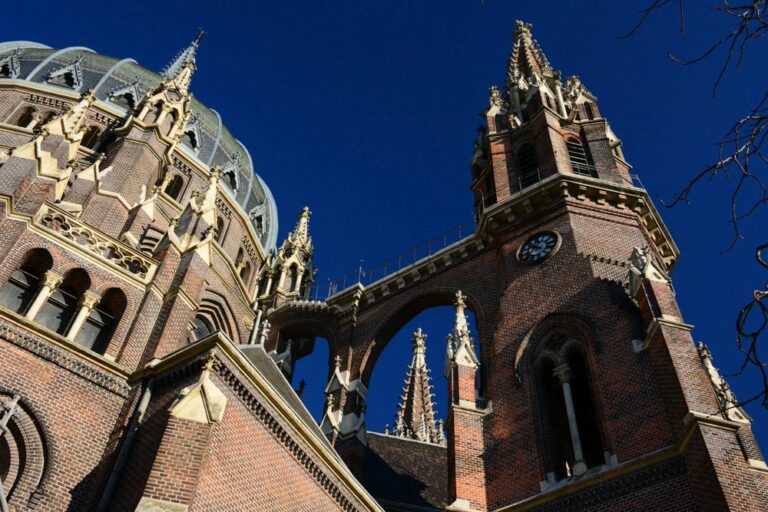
258,207,315,306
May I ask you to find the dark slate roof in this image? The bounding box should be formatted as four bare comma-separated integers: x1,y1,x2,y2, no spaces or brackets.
0,41,278,249
362,433,448,511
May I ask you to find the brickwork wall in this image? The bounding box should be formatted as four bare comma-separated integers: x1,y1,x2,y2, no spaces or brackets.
0,323,130,511
191,371,353,512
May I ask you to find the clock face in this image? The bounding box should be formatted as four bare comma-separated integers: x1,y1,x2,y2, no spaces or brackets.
518,232,559,264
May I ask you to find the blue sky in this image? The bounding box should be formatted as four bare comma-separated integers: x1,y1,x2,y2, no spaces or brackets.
7,1,767,446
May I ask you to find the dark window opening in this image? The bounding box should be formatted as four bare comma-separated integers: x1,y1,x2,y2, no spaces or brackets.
216,217,226,244
584,103,595,120
49,71,75,88
285,265,299,292
164,174,184,201
77,289,125,354
15,107,37,128
0,249,53,315
0,64,10,78
568,351,605,468
112,93,135,110
38,288,77,335
540,358,573,481
0,270,39,315
223,171,237,191
37,269,89,335
518,143,539,189
81,126,101,150
181,130,198,151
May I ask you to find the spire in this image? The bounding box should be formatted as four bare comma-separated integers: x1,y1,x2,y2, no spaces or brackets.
506,20,554,87
161,29,205,93
391,328,445,445
292,206,311,242
445,291,480,377
284,206,313,254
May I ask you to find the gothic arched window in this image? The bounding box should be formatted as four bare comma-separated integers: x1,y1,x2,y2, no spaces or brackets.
517,143,539,189
566,137,596,178
0,249,53,315
534,337,605,483
77,288,126,354
284,265,299,292
215,217,226,244
37,268,90,335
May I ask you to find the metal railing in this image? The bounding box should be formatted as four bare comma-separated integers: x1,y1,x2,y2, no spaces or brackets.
304,160,644,301
478,159,644,211
307,218,476,300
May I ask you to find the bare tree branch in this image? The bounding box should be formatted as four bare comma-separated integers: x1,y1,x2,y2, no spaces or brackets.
624,1,768,409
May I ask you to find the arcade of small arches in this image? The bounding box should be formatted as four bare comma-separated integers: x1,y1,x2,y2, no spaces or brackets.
0,248,126,355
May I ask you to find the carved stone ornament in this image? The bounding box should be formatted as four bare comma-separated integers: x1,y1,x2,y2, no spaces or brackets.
38,208,154,280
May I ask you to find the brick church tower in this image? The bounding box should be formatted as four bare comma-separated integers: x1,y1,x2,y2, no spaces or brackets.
0,20,765,512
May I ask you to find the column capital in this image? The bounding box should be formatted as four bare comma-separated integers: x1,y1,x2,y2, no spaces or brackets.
40,271,63,290
79,290,101,310
553,363,572,384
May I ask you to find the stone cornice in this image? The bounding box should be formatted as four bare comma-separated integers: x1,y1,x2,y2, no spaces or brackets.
0,307,131,394
132,333,384,511
478,173,679,269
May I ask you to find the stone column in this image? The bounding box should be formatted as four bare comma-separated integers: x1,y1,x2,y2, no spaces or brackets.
554,80,567,117
512,85,524,121
25,271,62,321
65,291,101,341
553,363,587,476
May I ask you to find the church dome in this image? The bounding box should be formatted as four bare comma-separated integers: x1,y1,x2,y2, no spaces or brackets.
0,40,279,249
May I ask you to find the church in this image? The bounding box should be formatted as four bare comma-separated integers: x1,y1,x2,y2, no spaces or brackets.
0,20,764,511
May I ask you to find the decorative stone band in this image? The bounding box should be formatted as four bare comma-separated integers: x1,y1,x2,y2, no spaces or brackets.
0,314,131,397
478,172,679,269
34,203,158,284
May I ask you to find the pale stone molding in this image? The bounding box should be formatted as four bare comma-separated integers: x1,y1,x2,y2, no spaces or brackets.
135,497,188,512
169,355,227,424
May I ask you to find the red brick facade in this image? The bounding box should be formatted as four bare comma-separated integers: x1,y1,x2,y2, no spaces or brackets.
0,22,766,512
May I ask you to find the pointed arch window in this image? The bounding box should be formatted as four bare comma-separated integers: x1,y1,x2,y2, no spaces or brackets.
535,340,605,483
566,137,597,178
284,264,299,292
0,249,53,315
584,103,595,120
215,217,227,244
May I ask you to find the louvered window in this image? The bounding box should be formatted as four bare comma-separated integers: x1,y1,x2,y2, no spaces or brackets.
518,144,539,189
566,138,597,178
